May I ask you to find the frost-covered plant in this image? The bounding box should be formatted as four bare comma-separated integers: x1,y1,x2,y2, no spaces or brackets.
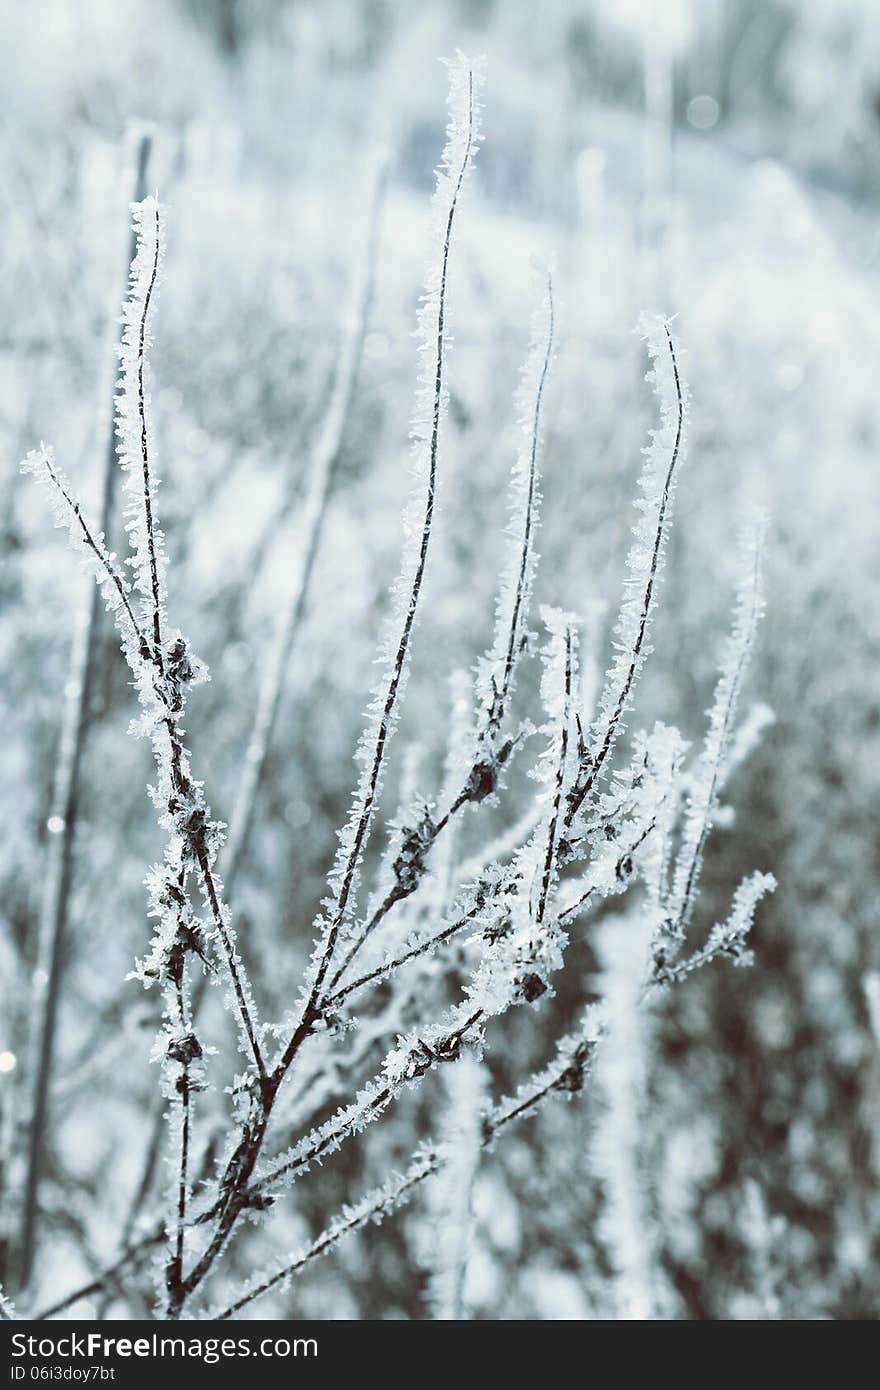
18,54,775,1321
17,125,154,1288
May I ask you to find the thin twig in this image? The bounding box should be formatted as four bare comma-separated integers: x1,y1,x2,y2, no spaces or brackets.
499,274,555,707
165,966,191,1318
17,129,153,1288
300,73,478,1022
535,624,573,925
134,203,164,656
566,324,684,830
328,272,555,986
214,1026,596,1319
327,904,483,1008
250,1011,485,1201
674,538,763,934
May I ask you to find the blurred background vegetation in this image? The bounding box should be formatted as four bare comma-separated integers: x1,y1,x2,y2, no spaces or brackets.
1,0,878,1318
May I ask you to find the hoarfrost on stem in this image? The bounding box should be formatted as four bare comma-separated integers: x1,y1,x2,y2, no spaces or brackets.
565,314,689,838
18,58,778,1322
299,52,486,1014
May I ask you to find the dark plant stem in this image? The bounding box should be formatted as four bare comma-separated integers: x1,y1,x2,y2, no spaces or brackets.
500,274,554,706
215,1027,597,1319
535,625,573,925
327,273,554,988
302,72,477,1020
165,966,191,1319
565,324,684,831
18,128,152,1290
675,541,762,933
